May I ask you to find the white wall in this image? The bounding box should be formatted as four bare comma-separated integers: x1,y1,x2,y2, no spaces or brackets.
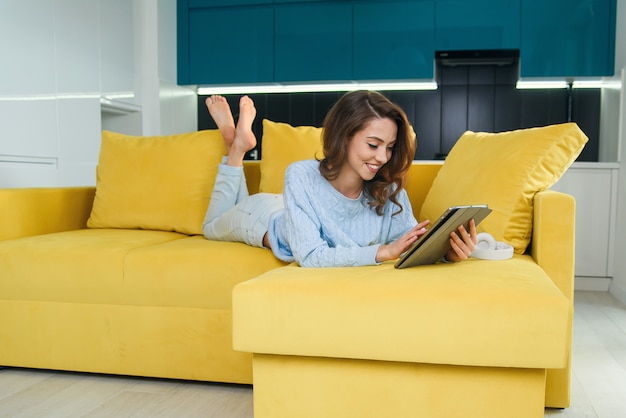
156,0,198,136
609,0,626,304
0,0,196,188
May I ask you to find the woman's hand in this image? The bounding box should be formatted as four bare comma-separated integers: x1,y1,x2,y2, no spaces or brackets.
445,219,477,262
376,220,430,263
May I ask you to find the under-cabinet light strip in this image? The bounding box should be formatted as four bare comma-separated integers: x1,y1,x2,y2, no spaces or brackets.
516,79,622,89
197,81,439,95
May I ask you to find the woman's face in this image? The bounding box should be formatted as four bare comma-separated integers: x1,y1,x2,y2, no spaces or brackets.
341,117,397,182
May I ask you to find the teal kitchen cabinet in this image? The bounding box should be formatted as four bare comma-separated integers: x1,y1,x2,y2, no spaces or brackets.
353,1,435,80
435,0,521,51
178,0,617,85
274,2,353,82
178,3,274,85
187,0,270,5
521,0,616,77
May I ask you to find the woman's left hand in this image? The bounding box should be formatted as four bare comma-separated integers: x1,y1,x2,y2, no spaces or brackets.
445,219,477,262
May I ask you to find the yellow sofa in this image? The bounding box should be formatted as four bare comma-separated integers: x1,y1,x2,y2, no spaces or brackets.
0,121,586,417
0,159,287,384
233,187,574,417
231,121,587,417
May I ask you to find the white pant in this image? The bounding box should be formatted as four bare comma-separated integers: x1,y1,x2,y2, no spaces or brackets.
202,163,284,248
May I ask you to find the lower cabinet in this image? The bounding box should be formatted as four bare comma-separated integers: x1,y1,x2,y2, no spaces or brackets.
551,164,618,282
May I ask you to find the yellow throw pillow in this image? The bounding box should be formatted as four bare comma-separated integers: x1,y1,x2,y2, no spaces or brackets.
418,123,588,254
87,130,226,235
259,119,323,194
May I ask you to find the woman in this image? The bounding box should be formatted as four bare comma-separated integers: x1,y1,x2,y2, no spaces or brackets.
202,90,477,267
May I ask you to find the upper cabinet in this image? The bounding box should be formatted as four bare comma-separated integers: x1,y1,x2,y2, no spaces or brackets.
353,1,435,80
178,1,274,85
520,0,616,77
177,0,616,86
435,0,520,51
274,2,352,82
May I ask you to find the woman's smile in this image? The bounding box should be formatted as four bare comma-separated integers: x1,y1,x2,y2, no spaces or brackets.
366,163,381,173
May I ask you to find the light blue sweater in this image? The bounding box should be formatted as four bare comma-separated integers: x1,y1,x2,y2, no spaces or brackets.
267,160,418,267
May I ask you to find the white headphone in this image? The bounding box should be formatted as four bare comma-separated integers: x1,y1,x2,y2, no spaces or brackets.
470,233,514,261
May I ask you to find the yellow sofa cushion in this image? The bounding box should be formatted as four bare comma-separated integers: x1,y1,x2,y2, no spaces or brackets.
123,236,288,309
0,229,184,304
87,130,225,235
419,123,587,253
0,230,286,309
233,257,572,369
259,120,323,194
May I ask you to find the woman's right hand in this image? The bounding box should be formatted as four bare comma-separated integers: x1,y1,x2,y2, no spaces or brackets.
375,220,430,263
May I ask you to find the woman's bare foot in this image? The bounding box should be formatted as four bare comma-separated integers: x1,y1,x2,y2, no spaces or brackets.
226,96,257,167
206,95,236,151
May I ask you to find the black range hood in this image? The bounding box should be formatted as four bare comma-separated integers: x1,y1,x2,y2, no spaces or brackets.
436,49,519,67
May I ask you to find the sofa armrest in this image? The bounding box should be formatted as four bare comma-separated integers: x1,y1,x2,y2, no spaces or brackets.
530,190,576,301
530,189,575,409
0,187,95,241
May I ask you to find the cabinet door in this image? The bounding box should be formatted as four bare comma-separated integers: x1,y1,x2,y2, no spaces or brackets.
353,1,435,80
552,167,616,278
521,0,615,77
182,5,274,84
188,0,270,5
435,0,520,51
274,2,352,82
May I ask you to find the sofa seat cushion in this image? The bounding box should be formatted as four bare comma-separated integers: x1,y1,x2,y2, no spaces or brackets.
0,231,286,308
233,256,572,369
123,235,288,309
0,229,184,305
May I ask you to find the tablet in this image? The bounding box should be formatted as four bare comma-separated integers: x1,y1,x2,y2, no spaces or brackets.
394,205,492,269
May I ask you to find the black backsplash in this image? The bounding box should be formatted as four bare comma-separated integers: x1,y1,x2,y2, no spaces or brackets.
198,64,600,162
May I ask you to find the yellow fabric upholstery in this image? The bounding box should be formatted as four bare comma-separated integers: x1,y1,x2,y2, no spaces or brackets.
403,162,443,217
532,191,576,300
87,130,226,235
0,229,286,383
0,232,285,308
252,354,546,418
532,190,577,407
0,187,95,241
258,119,322,193
232,185,576,410
234,257,571,369
243,160,261,195
0,229,184,304
123,236,287,309
419,123,587,254
0,300,252,383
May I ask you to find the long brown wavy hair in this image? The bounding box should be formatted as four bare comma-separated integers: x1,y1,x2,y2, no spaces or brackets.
319,90,416,216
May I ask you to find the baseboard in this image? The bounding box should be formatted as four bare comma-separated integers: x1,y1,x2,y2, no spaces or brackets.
609,281,626,306
574,276,611,292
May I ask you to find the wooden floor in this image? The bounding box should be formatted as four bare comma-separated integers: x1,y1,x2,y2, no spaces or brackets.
1,291,625,418
544,291,626,418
